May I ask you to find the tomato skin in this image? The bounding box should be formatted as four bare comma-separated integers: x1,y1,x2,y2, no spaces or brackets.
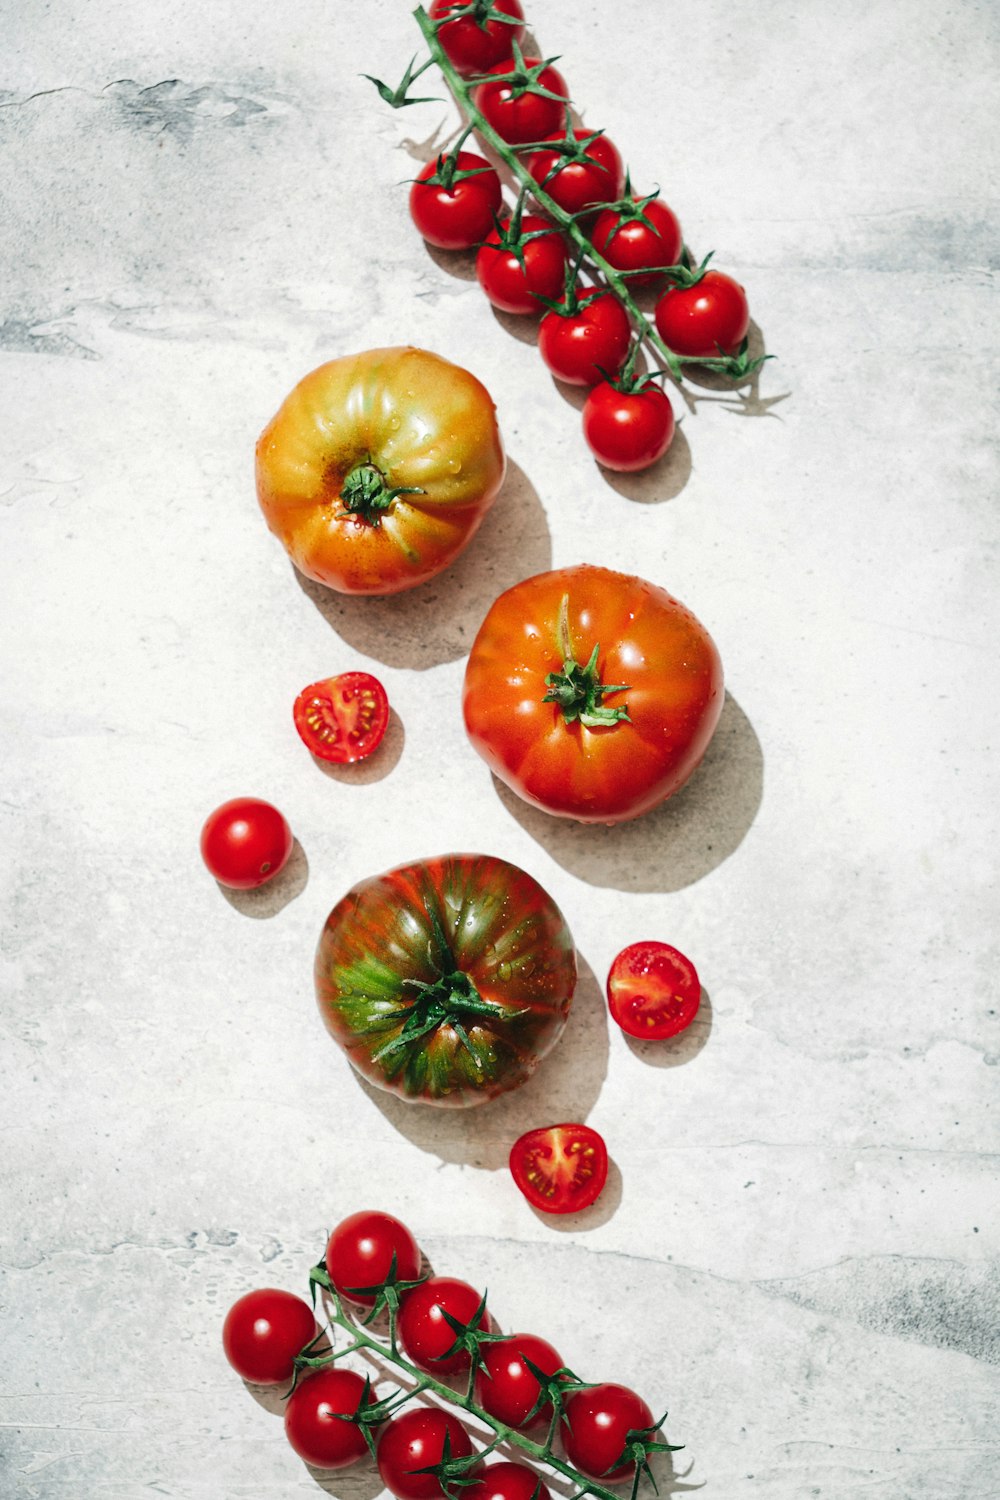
581,380,675,472
654,270,750,358
509,1123,608,1215
474,1333,564,1429
429,0,525,74
463,566,724,823
325,1211,421,1304
378,1407,476,1500
293,672,389,764
398,1276,489,1373
222,1288,317,1384
466,1463,551,1500
476,217,567,315
562,1383,655,1481
607,942,701,1040
284,1367,373,1470
538,291,632,387
255,347,505,596
591,197,683,287
200,798,293,889
526,131,624,218
474,58,569,145
409,152,502,251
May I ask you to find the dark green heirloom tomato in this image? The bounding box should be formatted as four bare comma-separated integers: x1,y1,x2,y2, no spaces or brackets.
315,854,577,1108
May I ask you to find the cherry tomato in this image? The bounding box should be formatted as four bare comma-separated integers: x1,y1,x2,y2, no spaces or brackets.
606,942,701,1040
476,216,567,315
509,1123,608,1215
474,1333,564,1430
473,57,569,145
562,1383,656,1481
429,0,525,75
293,671,389,764
377,1407,476,1500
284,1367,374,1470
654,270,750,358
538,291,632,387
409,152,502,251
200,797,293,890
398,1276,489,1373
582,379,675,472
465,1463,551,1500
222,1287,317,1385
591,197,683,287
526,131,623,218
325,1210,421,1303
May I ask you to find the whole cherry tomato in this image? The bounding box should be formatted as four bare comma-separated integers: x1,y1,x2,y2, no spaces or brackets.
293,672,389,764
325,1210,421,1303
654,269,750,357
200,797,293,889
526,130,623,218
591,196,683,287
562,1383,657,1481
606,942,701,1040
409,151,502,251
466,1463,551,1500
509,1123,608,1214
222,1287,317,1384
463,565,723,823
475,1333,564,1429
473,55,569,145
377,1407,476,1500
538,291,632,386
581,378,675,471
476,216,567,315
429,0,525,75
284,1367,374,1470
397,1276,489,1373
256,347,505,595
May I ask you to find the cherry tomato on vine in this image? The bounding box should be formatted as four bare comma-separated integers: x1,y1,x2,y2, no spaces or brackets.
284,1367,374,1470
474,1332,564,1429
591,197,683,287
377,1407,476,1500
473,56,569,145
398,1276,489,1373
582,379,675,472
429,0,525,75
526,131,623,218
466,1463,552,1500
409,151,502,251
538,290,632,386
293,672,389,764
476,216,567,315
222,1287,317,1384
562,1383,656,1481
654,270,750,358
325,1210,421,1303
509,1123,608,1215
607,942,701,1040
200,797,293,890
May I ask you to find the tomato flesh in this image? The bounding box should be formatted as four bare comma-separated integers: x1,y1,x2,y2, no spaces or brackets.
293,671,389,763
607,941,700,1040
325,1210,421,1303
509,1123,608,1214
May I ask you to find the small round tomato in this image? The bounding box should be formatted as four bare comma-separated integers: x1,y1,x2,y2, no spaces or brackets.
222,1287,317,1385
465,1463,551,1500
398,1277,489,1373
284,1367,373,1470
607,942,700,1040
562,1383,656,1481
325,1210,421,1303
509,1123,608,1215
654,270,750,358
476,216,567,315
200,797,293,890
526,131,623,218
591,197,683,287
293,672,389,764
582,379,675,472
409,151,502,251
377,1407,476,1500
474,1333,564,1430
473,57,569,145
538,291,632,386
429,0,525,75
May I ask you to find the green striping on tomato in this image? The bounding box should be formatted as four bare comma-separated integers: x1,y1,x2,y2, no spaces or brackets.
315,854,576,1107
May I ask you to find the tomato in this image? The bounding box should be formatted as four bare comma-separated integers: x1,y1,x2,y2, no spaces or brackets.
606,942,700,1040
654,269,750,358
293,672,389,764
409,151,502,251
256,347,505,596
398,1276,489,1373
474,1333,564,1429
509,1123,608,1214
222,1287,317,1384
200,797,293,889
562,1384,656,1481
325,1210,421,1303
377,1407,476,1500
538,291,632,387
465,1463,551,1500
581,378,675,472
314,854,576,1106
462,566,724,823
473,55,569,145
476,215,567,315
429,0,525,75
526,131,623,218
591,196,683,287
284,1367,374,1470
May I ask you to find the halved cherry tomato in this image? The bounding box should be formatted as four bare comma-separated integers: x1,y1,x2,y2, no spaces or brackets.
606,942,700,1040
293,672,389,763
509,1123,608,1214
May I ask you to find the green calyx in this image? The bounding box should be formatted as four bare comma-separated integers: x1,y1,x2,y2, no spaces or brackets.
470,39,567,103
339,460,423,526
435,0,524,30
543,594,630,728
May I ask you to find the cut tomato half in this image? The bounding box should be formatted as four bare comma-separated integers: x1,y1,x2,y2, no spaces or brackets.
509,1123,608,1215
606,941,700,1039
293,671,389,763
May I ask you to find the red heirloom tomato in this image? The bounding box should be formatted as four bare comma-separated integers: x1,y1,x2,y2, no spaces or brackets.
654,269,750,358
591,196,683,287
526,131,624,218
475,1333,564,1429
293,672,389,763
314,854,577,1106
325,1210,421,1302
581,378,675,471
606,942,701,1040
466,1463,551,1500
222,1287,317,1384
476,216,567,315
398,1276,489,1373
538,291,632,386
200,797,293,889
474,55,570,145
409,152,502,251
429,0,525,75
378,1407,476,1500
284,1367,374,1470
562,1383,656,1481
462,566,724,823
256,347,505,596
509,1124,608,1214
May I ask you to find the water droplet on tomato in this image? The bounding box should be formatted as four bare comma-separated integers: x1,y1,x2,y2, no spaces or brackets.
498,961,513,982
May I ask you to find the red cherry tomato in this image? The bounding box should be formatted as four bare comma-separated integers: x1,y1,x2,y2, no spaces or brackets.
538,290,632,386
325,1210,421,1304
222,1287,317,1385
582,380,675,472
398,1277,489,1373
473,58,569,145
200,797,293,890
562,1383,656,1481
409,152,502,251
509,1123,608,1215
526,131,623,218
377,1407,476,1500
293,671,389,764
591,197,683,287
476,216,567,315
284,1367,374,1470
474,1332,564,1430
465,1463,551,1500
606,942,701,1040
429,0,525,75
654,270,750,358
